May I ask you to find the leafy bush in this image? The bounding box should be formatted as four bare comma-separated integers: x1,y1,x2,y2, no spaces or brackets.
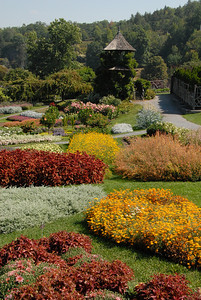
40,105,60,129
86,113,110,128
0,106,22,114
99,95,121,107
147,122,189,138
134,78,151,99
114,134,201,181
0,149,107,187
86,188,201,269
0,88,12,102
117,100,134,114
0,185,106,233
134,273,194,299
145,88,156,100
67,132,120,166
136,107,163,129
111,123,133,134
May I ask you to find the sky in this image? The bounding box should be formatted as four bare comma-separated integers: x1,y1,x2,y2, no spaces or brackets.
0,0,195,28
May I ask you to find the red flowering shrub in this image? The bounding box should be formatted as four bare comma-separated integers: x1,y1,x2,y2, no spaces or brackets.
134,273,194,300
0,236,66,268
0,149,107,187
39,231,92,255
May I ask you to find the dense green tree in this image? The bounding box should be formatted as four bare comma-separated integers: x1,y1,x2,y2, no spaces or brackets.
167,46,182,68
124,25,150,66
86,41,103,70
141,56,168,80
47,69,93,100
26,19,81,77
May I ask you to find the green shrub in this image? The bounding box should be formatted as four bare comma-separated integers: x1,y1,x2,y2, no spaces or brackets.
147,122,188,138
145,89,156,100
99,95,121,107
86,113,109,128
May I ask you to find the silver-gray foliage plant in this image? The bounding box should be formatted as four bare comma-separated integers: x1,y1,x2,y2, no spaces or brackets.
136,108,163,129
0,185,107,234
20,110,44,119
0,106,22,114
111,123,133,134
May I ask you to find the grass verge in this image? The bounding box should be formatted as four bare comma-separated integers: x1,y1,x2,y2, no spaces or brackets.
183,112,201,125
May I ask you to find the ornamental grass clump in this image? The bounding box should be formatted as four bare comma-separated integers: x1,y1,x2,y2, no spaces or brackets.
85,188,201,269
114,133,201,181
67,132,120,166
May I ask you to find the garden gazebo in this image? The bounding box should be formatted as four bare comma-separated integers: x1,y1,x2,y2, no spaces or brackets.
95,29,137,99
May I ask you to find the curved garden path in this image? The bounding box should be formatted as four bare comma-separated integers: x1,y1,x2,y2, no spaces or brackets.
114,93,201,138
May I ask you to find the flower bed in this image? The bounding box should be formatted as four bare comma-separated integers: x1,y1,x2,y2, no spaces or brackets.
0,133,59,145
0,149,107,187
0,185,106,234
2,119,41,128
67,132,120,165
85,188,201,269
64,100,116,116
6,115,36,122
0,232,134,299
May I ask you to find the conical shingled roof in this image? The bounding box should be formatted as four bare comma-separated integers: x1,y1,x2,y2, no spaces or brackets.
104,30,136,52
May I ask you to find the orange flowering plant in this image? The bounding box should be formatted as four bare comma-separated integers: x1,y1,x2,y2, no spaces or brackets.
85,188,201,269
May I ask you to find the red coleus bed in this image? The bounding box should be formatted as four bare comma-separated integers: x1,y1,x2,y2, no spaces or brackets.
0,231,134,299
0,149,107,187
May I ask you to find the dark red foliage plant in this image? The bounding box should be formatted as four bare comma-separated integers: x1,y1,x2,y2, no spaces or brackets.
134,273,194,300
39,231,92,255
0,235,66,268
0,149,107,187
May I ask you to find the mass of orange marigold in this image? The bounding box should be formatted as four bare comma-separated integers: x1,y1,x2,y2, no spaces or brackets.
85,188,201,269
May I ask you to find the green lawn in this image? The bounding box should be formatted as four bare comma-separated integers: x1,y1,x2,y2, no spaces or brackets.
107,103,142,131
183,112,201,125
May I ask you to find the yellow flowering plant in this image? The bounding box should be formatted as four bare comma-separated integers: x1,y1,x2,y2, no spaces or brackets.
85,188,201,269
67,132,120,166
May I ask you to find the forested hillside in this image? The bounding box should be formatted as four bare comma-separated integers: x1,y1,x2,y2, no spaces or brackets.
0,0,201,76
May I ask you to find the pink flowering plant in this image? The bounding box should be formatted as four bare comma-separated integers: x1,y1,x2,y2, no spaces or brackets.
64,101,117,119
0,258,56,298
